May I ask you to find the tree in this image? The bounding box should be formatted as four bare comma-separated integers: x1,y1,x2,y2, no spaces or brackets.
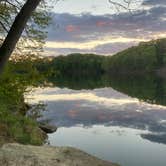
0,0,43,72
155,39,166,67
108,0,141,13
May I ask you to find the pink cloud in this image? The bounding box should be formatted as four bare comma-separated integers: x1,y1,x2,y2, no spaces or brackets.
68,110,78,118
66,25,79,32
96,21,107,27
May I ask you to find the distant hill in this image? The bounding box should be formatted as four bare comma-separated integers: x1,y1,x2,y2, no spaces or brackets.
103,38,166,74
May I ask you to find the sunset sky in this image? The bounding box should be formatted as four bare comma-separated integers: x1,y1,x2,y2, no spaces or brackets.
45,0,166,56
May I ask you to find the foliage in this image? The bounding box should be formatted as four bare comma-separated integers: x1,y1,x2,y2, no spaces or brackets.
105,74,166,106
0,0,51,55
103,38,166,74
0,59,48,145
103,43,156,73
51,53,106,77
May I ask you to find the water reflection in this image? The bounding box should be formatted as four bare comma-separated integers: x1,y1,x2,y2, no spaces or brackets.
49,74,166,106
26,74,166,166
141,133,166,144
48,126,166,166
28,87,166,145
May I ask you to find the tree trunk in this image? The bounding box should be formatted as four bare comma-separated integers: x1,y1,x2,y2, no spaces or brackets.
0,0,41,73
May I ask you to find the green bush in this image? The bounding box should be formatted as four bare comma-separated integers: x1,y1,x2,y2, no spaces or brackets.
0,61,46,145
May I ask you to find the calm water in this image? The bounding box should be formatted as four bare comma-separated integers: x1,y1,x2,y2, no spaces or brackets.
27,75,166,166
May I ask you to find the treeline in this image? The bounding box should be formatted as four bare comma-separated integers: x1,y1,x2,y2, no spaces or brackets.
12,38,166,80
7,38,166,82
41,38,166,76
104,43,157,74
104,38,166,74
50,53,105,76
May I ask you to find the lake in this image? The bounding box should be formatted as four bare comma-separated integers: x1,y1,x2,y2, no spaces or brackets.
27,74,166,166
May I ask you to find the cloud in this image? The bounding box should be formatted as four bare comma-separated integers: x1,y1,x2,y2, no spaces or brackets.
45,37,145,50
45,36,145,55
142,0,166,6
65,25,79,32
44,42,136,56
45,0,166,56
96,21,108,27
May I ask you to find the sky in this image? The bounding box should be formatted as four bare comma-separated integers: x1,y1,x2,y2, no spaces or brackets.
44,0,166,56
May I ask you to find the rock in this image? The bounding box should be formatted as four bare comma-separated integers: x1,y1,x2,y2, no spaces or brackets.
0,143,119,166
38,123,57,133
